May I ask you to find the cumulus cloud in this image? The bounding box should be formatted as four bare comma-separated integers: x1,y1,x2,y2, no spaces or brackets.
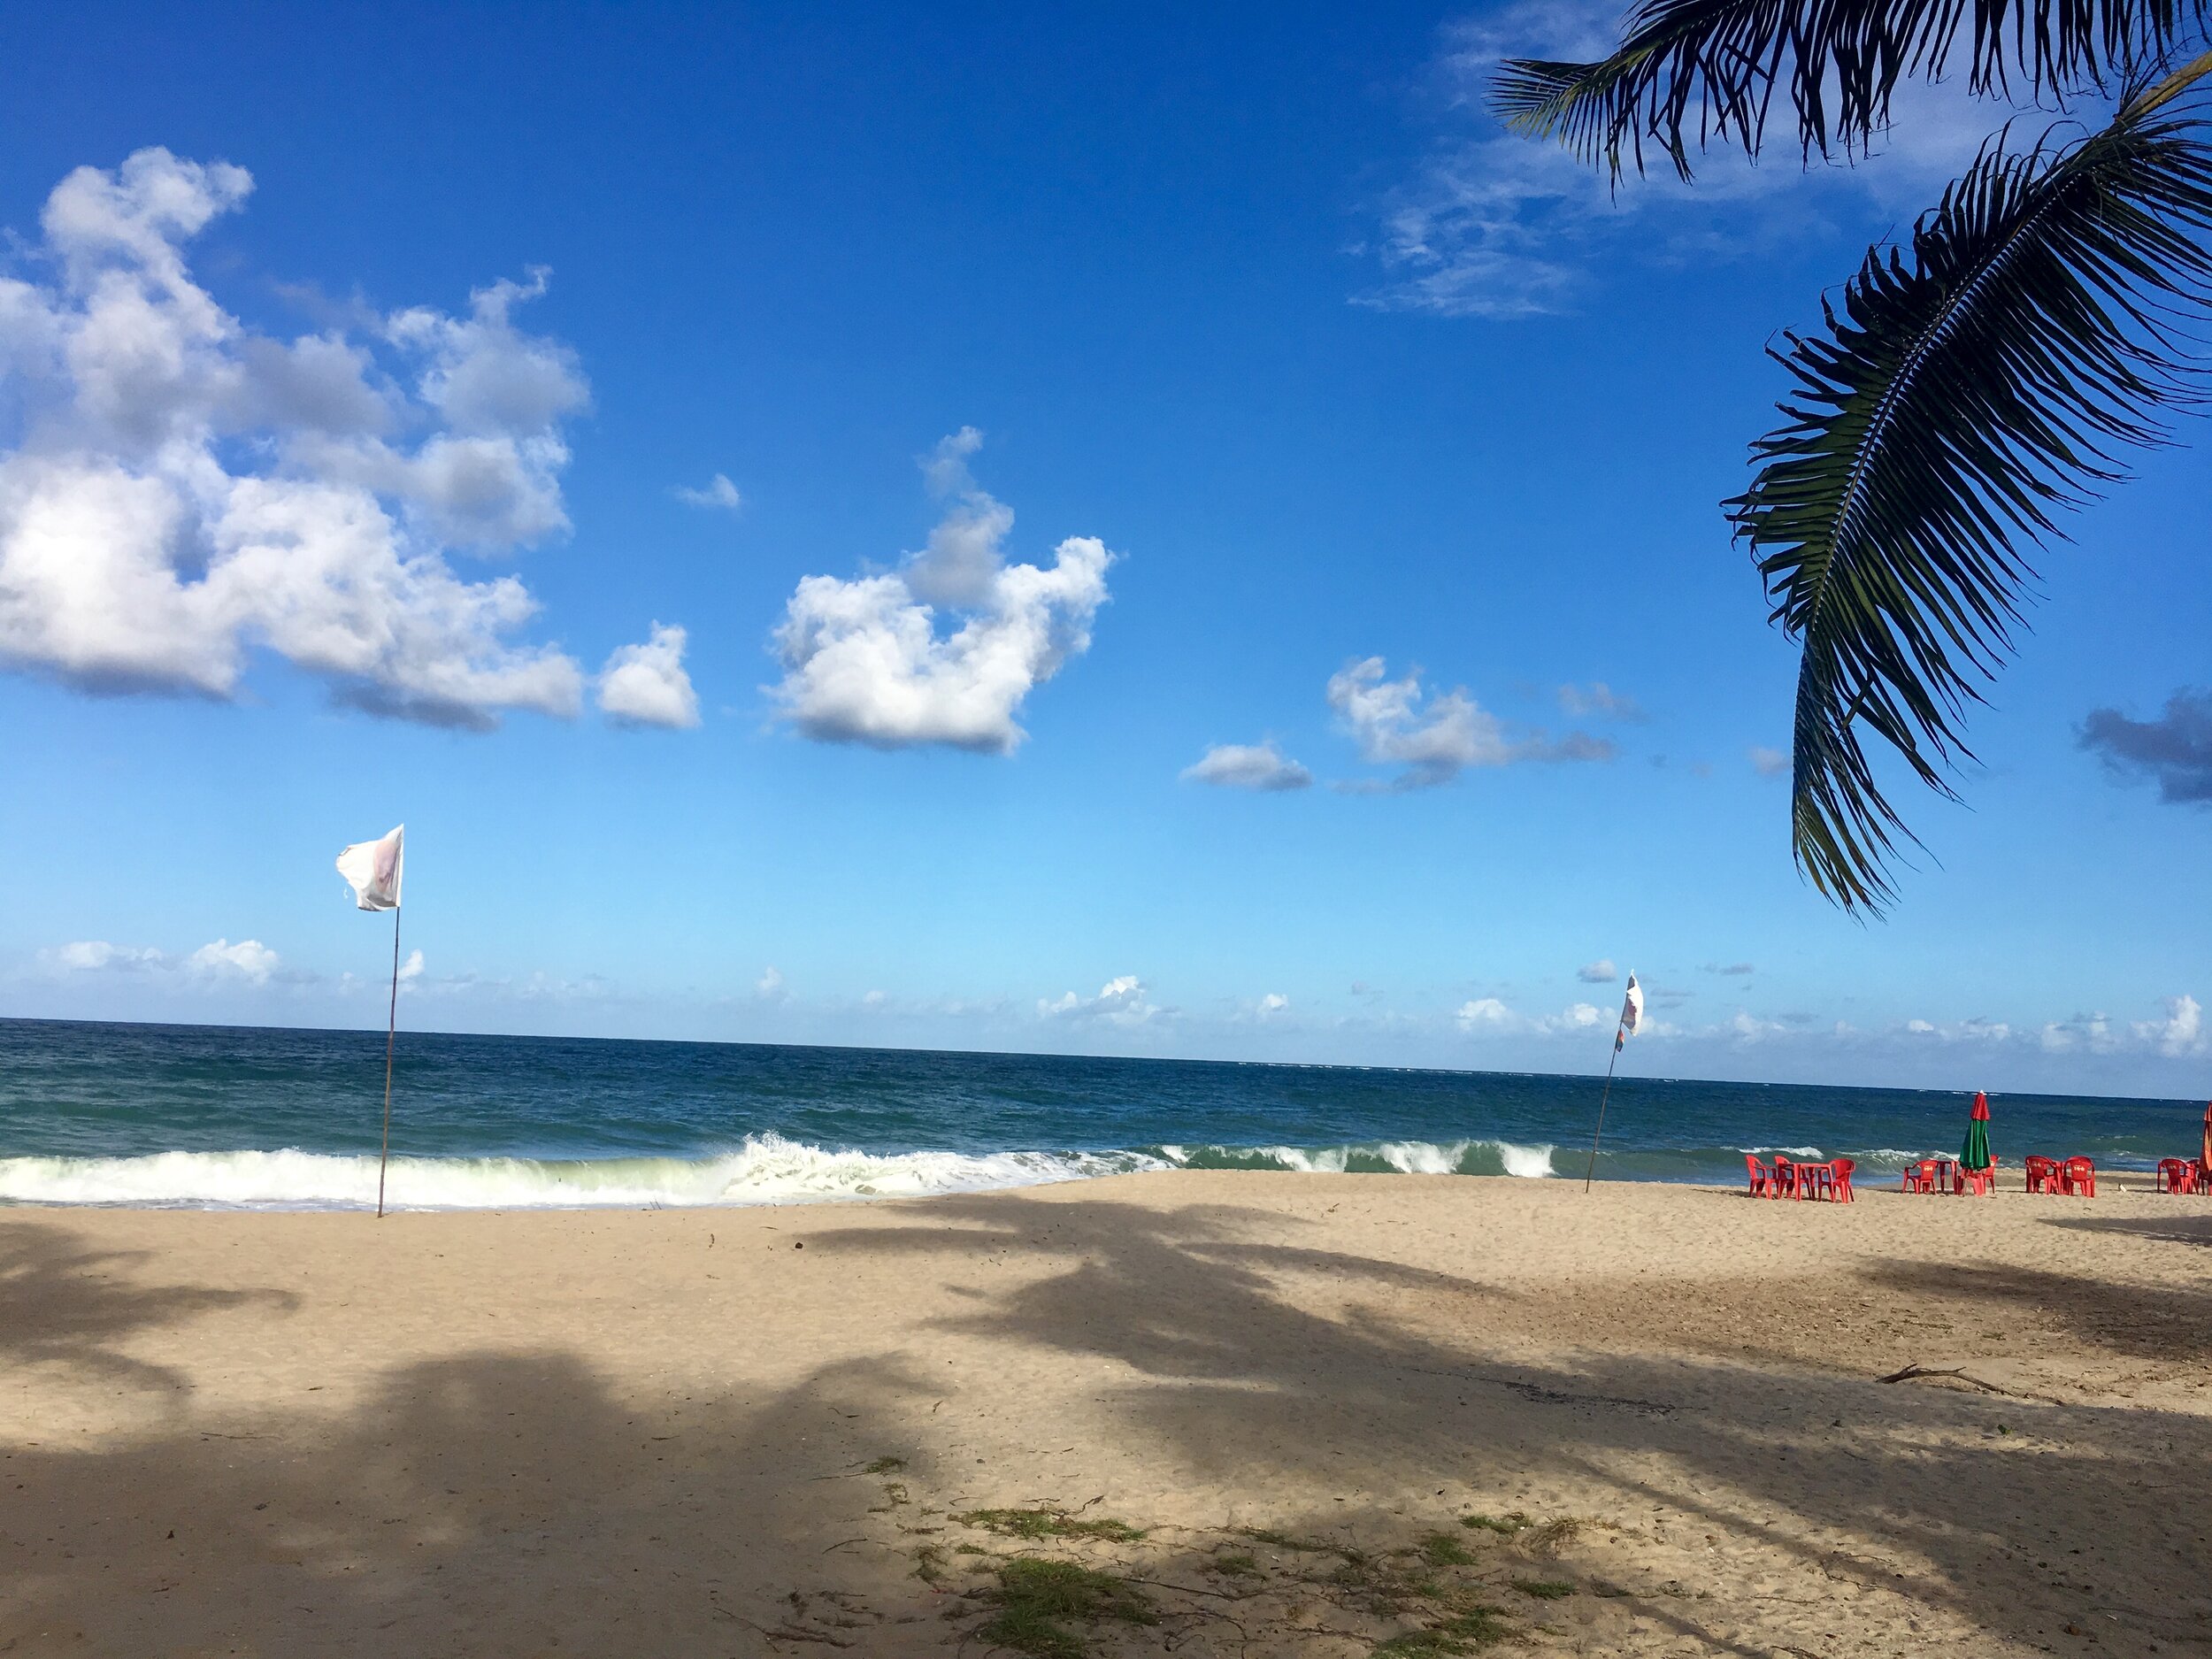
1748,746,1788,778
674,472,742,511
45,940,164,972
186,938,280,982
756,965,786,1001
44,935,284,984
1256,992,1290,1018
1455,995,1606,1034
1181,741,1313,791
1576,958,1617,983
1329,657,1511,789
1040,974,1160,1026
0,148,625,729
397,949,425,984
768,429,1113,753
1328,657,1610,789
2079,689,2212,804
2133,994,2205,1056
597,623,701,729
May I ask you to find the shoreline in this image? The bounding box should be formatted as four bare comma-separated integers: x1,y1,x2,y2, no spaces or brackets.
6,1171,2208,1655
0,1137,2192,1212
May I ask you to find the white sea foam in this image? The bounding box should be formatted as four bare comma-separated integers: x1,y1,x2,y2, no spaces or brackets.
1494,1141,1557,1179
0,1134,1173,1211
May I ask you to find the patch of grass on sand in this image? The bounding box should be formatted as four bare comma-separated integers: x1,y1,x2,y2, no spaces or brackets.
1372,1612,1511,1655
862,1455,906,1474
1210,1550,1260,1577
1239,1526,1334,1552
1512,1578,1575,1600
955,1508,1148,1542
1418,1532,1477,1567
975,1558,1155,1658
1459,1512,1529,1536
1371,1605,1513,1655
1525,1518,1583,1553
912,1544,948,1585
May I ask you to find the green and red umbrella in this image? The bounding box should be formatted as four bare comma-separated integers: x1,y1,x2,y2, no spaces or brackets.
1960,1090,1993,1172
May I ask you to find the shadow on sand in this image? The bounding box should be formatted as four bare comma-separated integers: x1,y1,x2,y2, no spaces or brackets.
4,1200,2209,1655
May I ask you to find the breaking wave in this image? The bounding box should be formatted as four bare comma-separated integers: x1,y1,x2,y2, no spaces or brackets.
0,1134,1570,1210
0,1136,1172,1211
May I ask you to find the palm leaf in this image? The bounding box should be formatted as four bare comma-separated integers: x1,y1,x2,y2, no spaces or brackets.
1493,0,2206,180
1728,61,2212,912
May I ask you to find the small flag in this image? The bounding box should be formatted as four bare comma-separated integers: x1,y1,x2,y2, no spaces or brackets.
336,825,404,911
1614,972,1643,1052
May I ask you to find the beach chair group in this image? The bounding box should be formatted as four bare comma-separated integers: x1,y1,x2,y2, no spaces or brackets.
2154,1158,2212,1194
1901,1157,2001,1195
2023,1156,2096,1197
1744,1154,1855,1202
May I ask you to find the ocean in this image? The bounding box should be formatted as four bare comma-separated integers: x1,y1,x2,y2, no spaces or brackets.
0,1017,2199,1210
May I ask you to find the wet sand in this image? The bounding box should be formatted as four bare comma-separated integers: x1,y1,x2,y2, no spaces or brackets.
4,1172,2209,1656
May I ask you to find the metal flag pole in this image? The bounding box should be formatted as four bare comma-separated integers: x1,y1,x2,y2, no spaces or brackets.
377,903,400,1219
1583,1019,1625,1194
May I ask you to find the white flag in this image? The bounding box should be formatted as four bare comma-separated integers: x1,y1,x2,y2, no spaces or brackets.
336,825,404,911
1619,972,1644,1037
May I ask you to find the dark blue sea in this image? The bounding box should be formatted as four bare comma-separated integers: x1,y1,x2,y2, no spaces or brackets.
0,1018,2200,1210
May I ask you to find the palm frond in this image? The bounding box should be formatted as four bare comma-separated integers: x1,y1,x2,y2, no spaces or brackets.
1493,0,2207,180
1728,67,2212,912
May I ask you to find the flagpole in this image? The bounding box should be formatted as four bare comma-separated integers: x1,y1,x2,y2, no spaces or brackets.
377,904,400,1219
1583,1022,1624,1194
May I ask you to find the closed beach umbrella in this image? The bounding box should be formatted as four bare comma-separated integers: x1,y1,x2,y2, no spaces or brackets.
2201,1100,2210,1172
1960,1090,1993,1171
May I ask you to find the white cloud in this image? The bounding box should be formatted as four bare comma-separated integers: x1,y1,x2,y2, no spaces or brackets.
186,937,279,983
597,623,701,729
396,949,425,983
2133,995,2205,1057
1328,657,1512,789
1749,746,1788,777
1040,974,1160,1027
1182,741,1312,791
768,430,1113,753
1455,995,1605,1035
1328,657,1621,787
675,472,743,511
0,148,601,729
45,940,164,972
1256,992,1289,1018
756,965,786,1000
1577,958,1617,983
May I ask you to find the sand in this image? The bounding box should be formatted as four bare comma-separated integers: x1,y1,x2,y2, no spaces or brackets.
4,1172,2210,1657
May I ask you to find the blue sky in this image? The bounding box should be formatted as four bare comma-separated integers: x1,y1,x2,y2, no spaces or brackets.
0,0,2205,1095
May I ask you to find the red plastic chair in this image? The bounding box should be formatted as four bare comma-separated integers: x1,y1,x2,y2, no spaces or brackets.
1901,1159,1939,1194
2024,1156,2063,1195
2059,1156,2097,1198
2158,1158,2196,1194
1829,1157,1855,1202
1745,1154,1776,1198
1959,1166,1995,1195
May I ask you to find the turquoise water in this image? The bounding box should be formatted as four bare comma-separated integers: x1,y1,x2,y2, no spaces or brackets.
0,1017,2200,1209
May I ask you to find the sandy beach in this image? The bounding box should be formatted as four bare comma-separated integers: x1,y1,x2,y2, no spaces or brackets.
5,1172,2209,1657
